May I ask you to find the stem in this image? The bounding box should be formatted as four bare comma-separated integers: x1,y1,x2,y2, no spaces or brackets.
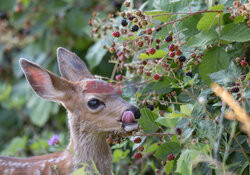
153,10,223,31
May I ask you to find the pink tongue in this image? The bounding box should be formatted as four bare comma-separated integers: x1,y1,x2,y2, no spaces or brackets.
122,111,135,124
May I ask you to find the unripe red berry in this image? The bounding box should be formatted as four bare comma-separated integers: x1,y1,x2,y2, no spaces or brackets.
176,49,182,56
148,48,156,55
138,145,144,151
116,74,123,81
153,73,161,80
168,44,175,51
169,52,175,58
156,45,160,50
134,137,142,143
124,1,130,7
156,39,161,43
136,11,142,16
176,128,182,135
126,131,132,136
119,55,125,62
106,137,112,144
137,40,144,47
120,12,125,17
159,110,164,117
109,47,115,53
191,52,196,58
112,31,120,37
134,152,142,159
117,51,123,57
235,57,241,63
167,153,175,161
240,60,247,67
146,28,152,34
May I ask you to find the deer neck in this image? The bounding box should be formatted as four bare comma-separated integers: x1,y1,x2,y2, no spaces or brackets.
66,112,112,175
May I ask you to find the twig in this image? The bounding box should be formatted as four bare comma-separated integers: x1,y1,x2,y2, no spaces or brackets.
153,10,223,31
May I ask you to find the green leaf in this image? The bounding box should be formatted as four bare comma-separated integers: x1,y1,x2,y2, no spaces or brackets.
176,149,201,174
113,149,124,163
199,46,229,84
156,117,180,128
0,83,12,101
180,105,192,116
0,0,16,11
72,167,88,175
144,10,172,22
197,5,223,31
244,72,250,82
138,108,159,133
165,160,174,175
65,9,87,36
187,30,218,47
139,50,167,59
177,15,201,37
85,40,107,69
154,142,181,160
221,23,250,42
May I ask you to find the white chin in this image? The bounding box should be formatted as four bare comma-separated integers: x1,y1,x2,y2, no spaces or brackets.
124,123,139,132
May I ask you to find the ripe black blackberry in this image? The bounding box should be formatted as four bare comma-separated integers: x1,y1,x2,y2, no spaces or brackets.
186,71,192,78
231,87,239,93
121,19,128,26
165,35,173,42
178,55,186,62
131,25,139,32
147,105,154,111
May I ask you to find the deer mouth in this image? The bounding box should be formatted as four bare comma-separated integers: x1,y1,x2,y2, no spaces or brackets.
120,111,139,132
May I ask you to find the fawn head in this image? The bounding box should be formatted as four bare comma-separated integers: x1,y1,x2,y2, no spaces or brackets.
19,47,140,133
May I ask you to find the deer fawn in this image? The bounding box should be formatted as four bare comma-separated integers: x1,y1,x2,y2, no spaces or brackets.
0,47,141,175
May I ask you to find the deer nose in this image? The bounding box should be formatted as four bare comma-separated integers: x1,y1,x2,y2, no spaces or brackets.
129,106,141,119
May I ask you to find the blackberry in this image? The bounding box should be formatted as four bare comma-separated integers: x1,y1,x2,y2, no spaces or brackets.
176,128,182,135
178,55,186,62
131,25,139,32
186,71,193,78
165,35,173,42
147,105,154,111
121,19,128,26
231,87,239,93
0,12,8,20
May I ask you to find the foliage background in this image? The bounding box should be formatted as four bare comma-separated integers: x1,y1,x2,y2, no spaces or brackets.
0,0,249,174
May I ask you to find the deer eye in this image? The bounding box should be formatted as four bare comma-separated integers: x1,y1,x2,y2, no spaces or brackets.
87,99,102,109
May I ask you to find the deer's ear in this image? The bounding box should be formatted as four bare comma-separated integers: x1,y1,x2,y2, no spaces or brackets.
20,58,74,102
57,47,94,82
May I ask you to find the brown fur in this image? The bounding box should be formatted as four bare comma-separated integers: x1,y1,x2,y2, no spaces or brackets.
0,48,138,175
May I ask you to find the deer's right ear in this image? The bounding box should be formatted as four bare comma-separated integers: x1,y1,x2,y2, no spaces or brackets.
19,58,75,102
57,47,94,82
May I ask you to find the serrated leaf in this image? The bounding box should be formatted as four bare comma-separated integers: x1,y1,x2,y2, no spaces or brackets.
180,105,192,116
165,160,174,174
145,10,172,22
176,149,201,174
139,50,167,59
156,117,180,128
197,5,223,31
199,46,229,84
154,142,181,160
138,108,159,133
244,72,250,82
221,23,250,42
187,30,218,47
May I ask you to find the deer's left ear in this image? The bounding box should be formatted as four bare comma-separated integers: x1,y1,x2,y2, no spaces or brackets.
20,58,75,102
57,47,94,82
